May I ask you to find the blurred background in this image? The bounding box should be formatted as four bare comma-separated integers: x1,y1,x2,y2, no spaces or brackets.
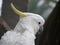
0,0,60,45
27,0,59,19
0,0,59,29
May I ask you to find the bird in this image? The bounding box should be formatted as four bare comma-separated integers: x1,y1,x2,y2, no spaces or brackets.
0,3,45,45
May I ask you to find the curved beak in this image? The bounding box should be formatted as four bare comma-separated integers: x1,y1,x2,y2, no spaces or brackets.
39,26,43,33
37,26,43,35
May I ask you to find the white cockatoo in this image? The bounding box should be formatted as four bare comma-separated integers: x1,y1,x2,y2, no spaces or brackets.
0,3,45,45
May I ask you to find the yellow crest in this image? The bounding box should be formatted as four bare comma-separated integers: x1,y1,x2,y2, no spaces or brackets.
11,3,26,17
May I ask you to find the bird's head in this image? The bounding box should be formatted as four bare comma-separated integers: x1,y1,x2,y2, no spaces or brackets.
11,3,45,34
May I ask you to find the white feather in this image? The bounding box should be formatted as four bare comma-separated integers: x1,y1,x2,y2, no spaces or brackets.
0,13,45,45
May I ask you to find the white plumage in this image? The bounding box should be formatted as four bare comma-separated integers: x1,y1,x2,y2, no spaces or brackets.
0,3,45,45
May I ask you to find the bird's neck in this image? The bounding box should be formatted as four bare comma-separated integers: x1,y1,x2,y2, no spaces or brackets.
14,21,35,34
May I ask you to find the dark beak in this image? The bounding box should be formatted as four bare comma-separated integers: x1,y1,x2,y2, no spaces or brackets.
37,26,43,34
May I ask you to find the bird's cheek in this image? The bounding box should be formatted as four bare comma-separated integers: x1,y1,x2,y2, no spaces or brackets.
34,25,39,32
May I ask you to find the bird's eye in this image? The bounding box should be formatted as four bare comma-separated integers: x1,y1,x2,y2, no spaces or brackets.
38,22,41,24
